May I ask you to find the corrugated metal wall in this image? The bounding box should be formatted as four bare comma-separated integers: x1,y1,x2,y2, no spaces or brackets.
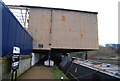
1,1,33,57
0,1,2,57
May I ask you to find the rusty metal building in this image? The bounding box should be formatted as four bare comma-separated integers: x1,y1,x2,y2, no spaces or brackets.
8,5,99,54
28,6,99,53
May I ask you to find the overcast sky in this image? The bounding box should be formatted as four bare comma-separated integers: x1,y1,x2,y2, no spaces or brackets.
3,0,119,46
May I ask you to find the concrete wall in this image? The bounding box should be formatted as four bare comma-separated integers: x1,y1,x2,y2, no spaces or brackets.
1,54,45,80
1,56,31,80
0,58,2,81
31,53,40,66
18,58,31,77
2,57,11,80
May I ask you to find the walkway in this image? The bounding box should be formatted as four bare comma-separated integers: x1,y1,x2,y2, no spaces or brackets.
18,65,54,79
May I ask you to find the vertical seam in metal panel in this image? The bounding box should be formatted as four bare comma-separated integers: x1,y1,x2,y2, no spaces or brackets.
50,9,53,33
49,9,53,47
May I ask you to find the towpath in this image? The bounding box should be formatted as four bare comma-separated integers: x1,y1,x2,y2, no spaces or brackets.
18,65,54,79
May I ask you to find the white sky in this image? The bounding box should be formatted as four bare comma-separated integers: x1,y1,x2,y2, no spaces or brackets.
2,0,119,46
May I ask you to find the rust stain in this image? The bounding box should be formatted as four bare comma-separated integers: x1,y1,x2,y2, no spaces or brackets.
62,16,65,21
69,28,71,32
40,35,43,41
80,33,83,39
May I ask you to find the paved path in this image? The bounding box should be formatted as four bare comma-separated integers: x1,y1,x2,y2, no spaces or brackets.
18,65,54,79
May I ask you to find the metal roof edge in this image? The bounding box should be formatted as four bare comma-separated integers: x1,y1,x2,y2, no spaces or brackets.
8,5,98,14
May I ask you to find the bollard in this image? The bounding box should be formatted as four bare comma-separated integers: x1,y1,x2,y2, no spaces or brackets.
61,77,64,81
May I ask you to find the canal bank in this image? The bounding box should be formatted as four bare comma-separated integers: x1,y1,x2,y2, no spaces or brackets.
18,65,68,80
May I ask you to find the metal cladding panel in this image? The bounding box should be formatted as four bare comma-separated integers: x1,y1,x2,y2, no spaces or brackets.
28,8,51,49
7,15,17,56
28,8,98,51
52,10,98,50
1,2,33,57
26,35,29,54
2,4,10,56
19,26,23,55
20,29,25,55
15,23,21,47
0,1,2,57
28,35,33,54
24,32,27,55
29,36,33,54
